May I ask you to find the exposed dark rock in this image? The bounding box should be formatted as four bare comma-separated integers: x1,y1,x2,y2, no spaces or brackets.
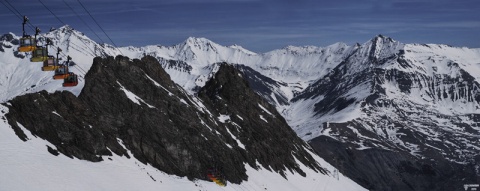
4,56,324,184
0,33,18,45
1,34,14,42
158,58,192,73
47,145,60,156
291,38,480,190
198,63,325,176
234,64,289,106
13,51,25,59
310,135,478,191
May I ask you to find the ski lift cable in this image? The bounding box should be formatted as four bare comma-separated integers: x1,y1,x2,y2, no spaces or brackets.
2,0,85,81
64,0,109,58
38,0,66,26
57,37,97,60
73,64,88,75
0,0,21,20
72,65,87,77
57,51,87,76
1,0,36,32
76,64,88,74
63,0,106,46
4,0,37,32
76,0,124,56
1,1,68,60
44,44,85,77
4,0,26,22
1,1,62,58
37,0,98,58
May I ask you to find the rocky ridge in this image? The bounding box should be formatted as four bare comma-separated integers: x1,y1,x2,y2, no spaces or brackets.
3,56,325,183
291,35,480,191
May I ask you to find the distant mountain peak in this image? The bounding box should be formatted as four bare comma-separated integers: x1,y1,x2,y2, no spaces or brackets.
57,25,73,30
49,25,76,35
371,34,396,44
179,36,219,53
228,44,257,55
359,34,403,61
184,36,213,45
45,25,93,41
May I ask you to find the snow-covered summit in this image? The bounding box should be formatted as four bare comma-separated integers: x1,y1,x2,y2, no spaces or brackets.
2,25,480,190
0,52,367,191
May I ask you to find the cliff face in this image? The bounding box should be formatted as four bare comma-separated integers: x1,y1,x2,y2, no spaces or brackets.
198,63,324,176
3,56,324,183
287,37,480,190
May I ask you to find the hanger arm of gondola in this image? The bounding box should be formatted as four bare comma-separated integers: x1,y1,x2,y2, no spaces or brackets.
22,16,28,37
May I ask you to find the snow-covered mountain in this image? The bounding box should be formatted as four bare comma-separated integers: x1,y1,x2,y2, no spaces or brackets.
0,26,350,103
1,25,480,190
0,26,366,191
292,35,480,190
291,35,480,149
118,33,480,190
118,35,355,103
0,109,362,191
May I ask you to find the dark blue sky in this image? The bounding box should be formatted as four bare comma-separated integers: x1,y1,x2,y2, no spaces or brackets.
1,0,479,52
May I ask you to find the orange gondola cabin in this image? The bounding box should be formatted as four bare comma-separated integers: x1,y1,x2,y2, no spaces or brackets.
62,72,78,87
53,55,71,80
207,168,227,187
18,16,37,53
53,65,69,79
18,37,36,52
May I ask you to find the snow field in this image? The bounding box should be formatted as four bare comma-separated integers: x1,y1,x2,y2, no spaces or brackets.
0,104,366,191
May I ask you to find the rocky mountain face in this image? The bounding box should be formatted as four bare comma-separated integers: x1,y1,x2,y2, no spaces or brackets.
198,62,325,176
289,36,480,190
234,64,290,106
2,26,480,190
3,56,325,183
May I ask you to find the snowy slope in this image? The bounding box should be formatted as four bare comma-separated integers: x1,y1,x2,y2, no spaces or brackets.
0,27,368,191
116,37,357,101
3,27,480,152
0,28,94,102
286,35,480,163
3,26,480,190
281,36,480,189
1,26,353,105
0,98,365,191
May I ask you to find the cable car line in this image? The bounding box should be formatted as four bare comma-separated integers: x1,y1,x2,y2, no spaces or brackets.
37,0,97,57
4,0,25,22
73,64,88,76
2,0,80,87
63,0,106,46
38,0,66,26
63,0,109,57
76,0,124,56
37,0,99,59
4,0,22,18
0,0,35,32
20,21,76,82
1,1,64,60
4,0,37,31
0,0,21,20
67,40,95,57
4,0,128,87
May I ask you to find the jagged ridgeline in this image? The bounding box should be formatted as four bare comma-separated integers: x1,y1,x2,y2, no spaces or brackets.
3,55,325,183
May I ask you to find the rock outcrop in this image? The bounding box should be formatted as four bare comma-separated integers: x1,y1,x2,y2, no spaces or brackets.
3,56,325,183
